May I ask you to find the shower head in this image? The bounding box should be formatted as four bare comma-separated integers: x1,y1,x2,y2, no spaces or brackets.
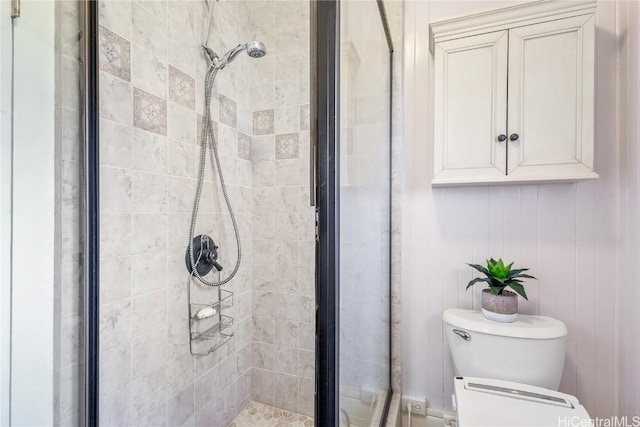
246,41,267,58
213,41,267,69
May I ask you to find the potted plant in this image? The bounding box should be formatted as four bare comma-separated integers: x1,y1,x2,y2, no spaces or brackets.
466,258,536,323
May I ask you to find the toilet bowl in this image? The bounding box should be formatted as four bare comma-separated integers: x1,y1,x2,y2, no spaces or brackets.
443,309,591,426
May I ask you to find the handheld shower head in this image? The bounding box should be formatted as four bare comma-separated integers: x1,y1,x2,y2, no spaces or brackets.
213,41,267,69
224,44,249,65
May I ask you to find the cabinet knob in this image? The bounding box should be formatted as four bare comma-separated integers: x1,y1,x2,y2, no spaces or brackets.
497,134,506,142
510,133,519,142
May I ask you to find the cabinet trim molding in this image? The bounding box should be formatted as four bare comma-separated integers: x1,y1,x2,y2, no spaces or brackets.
431,170,599,187
429,0,597,55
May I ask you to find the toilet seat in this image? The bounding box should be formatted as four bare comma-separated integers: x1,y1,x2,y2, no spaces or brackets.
454,377,591,427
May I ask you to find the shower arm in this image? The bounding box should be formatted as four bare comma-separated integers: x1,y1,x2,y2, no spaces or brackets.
202,0,220,50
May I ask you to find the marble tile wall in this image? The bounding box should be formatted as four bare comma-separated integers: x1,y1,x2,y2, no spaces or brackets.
98,1,254,425
246,0,315,418
97,0,394,423
54,1,83,425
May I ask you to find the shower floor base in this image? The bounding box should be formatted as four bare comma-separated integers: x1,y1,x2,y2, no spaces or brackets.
229,401,314,427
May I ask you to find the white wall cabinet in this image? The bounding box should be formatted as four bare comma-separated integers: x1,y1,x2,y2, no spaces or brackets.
430,0,598,186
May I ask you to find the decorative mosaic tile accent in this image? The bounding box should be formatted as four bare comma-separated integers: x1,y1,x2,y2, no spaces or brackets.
229,401,313,427
168,66,195,110
99,25,131,81
253,110,275,136
300,104,310,131
238,132,252,160
276,133,299,160
133,88,167,135
219,94,237,128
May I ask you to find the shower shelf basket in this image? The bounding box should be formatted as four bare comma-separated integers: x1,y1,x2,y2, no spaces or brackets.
188,277,234,356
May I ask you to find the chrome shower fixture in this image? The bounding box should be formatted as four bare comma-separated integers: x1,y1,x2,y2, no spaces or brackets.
202,44,219,67
245,41,268,58
202,41,267,70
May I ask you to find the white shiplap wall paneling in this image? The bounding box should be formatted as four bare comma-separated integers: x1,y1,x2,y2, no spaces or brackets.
402,0,623,418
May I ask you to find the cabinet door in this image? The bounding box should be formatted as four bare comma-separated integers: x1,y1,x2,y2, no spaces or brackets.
507,14,597,181
433,31,508,186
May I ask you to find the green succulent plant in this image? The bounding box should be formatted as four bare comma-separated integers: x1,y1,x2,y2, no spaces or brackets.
466,258,536,300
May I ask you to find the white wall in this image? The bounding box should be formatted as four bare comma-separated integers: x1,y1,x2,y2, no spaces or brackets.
0,2,13,425
10,1,57,425
402,0,621,418
618,0,640,418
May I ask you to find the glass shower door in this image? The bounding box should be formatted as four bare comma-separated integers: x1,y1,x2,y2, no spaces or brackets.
338,0,392,425
315,0,393,425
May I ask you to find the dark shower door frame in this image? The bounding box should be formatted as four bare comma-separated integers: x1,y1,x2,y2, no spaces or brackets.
313,0,340,422
314,0,395,425
83,1,100,425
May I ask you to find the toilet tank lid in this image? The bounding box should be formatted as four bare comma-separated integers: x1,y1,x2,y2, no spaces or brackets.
443,309,567,339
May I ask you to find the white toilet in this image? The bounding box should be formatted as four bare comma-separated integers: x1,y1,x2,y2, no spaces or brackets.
443,309,591,427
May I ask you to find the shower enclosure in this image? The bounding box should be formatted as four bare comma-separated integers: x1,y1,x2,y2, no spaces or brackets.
1,0,395,425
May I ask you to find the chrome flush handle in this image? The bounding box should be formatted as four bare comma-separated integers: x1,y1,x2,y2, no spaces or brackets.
453,329,471,341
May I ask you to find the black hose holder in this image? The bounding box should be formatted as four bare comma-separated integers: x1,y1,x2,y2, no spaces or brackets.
185,234,223,276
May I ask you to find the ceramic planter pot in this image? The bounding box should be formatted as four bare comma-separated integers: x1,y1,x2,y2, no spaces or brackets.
481,288,518,323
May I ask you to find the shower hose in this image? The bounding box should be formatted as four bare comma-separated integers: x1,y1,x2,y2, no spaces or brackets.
187,64,242,287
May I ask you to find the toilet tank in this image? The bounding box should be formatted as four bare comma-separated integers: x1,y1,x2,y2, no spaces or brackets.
443,309,567,390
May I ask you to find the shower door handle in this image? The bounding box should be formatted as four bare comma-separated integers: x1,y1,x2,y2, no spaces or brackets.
309,133,316,207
